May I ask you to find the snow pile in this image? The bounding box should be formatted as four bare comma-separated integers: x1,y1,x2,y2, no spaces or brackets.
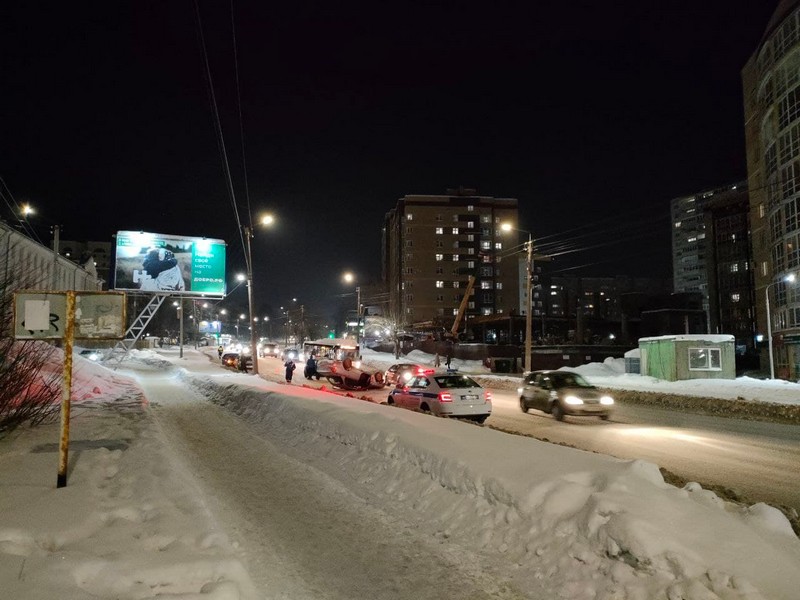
183,367,800,600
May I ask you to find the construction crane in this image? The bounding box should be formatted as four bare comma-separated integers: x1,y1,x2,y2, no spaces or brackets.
448,275,476,340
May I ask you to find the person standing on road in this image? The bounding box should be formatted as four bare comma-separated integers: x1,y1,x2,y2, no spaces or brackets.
284,358,296,384
217,345,224,359
434,353,441,367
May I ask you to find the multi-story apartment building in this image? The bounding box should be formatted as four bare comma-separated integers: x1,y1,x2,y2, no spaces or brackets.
671,182,747,329
383,190,520,329
703,185,757,352
743,0,800,378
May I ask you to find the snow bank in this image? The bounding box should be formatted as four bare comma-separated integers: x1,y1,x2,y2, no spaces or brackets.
182,368,800,600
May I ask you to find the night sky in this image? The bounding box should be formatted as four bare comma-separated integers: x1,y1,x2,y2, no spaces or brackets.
0,1,778,322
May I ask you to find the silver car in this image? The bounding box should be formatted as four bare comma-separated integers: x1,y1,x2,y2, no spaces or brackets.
388,372,491,423
518,370,613,421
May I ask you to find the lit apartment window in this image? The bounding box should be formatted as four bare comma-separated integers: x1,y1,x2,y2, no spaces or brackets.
436,281,444,288
687,237,697,243
481,215,491,223
467,234,474,241
452,254,459,261
481,241,491,250
481,281,491,289
467,205,474,211
759,204,765,218
730,263,739,272
406,213,413,221
467,221,474,228
495,242,502,250
468,301,475,309
467,248,474,254
467,261,475,268
436,227,444,234
482,307,493,315
453,281,460,288
453,308,459,316
674,221,682,228
731,293,741,302
452,227,459,234
435,254,444,261
496,282,503,289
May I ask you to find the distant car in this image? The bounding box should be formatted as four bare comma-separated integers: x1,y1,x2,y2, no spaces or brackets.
221,351,239,368
282,348,301,361
259,343,280,358
384,363,428,386
79,349,102,361
315,357,386,390
518,370,613,421
387,372,491,423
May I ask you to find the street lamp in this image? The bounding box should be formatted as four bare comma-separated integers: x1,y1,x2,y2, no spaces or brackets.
242,213,275,375
766,273,797,379
501,223,537,373
343,272,361,353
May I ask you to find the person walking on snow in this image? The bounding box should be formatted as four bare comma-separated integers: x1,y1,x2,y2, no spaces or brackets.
284,358,296,384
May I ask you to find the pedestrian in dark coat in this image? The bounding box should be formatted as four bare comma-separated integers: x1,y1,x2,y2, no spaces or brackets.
284,359,296,383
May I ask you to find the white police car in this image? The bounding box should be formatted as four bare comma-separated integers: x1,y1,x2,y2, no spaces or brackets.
387,371,491,423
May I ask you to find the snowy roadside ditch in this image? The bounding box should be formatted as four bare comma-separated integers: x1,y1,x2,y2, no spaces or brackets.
180,368,800,600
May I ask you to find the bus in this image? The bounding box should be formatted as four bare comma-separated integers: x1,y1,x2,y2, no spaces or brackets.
301,338,360,362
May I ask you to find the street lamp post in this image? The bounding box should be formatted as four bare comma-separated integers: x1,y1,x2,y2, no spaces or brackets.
766,273,797,379
501,224,533,372
242,214,275,375
343,272,361,354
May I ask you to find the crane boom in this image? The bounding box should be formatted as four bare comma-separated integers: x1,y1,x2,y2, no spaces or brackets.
450,275,476,338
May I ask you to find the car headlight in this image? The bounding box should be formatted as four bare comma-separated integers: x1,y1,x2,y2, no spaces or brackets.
354,360,361,369
564,395,584,405
517,387,523,394
600,396,614,405
402,372,413,381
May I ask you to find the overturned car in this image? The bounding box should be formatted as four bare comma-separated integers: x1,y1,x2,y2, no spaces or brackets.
314,356,385,390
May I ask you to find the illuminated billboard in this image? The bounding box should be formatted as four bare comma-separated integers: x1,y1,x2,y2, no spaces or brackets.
113,231,226,296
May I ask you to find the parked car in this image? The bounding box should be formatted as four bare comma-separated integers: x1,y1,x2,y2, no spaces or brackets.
387,372,491,423
384,363,429,386
221,351,239,368
518,370,614,421
315,357,386,390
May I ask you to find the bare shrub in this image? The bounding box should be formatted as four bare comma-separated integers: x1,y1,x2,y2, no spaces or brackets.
0,272,61,436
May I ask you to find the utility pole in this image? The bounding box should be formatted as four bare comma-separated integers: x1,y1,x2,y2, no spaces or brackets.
244,225,259,375
525,235,532,373
52,225,60,289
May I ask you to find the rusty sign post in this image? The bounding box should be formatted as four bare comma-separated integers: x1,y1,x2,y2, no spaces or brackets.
57,291,76,488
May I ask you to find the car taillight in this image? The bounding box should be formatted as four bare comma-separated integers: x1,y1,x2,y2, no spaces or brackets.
438,392,452,402
485,391,493,401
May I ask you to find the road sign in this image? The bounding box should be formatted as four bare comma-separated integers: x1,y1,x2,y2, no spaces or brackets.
14,291,126,340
